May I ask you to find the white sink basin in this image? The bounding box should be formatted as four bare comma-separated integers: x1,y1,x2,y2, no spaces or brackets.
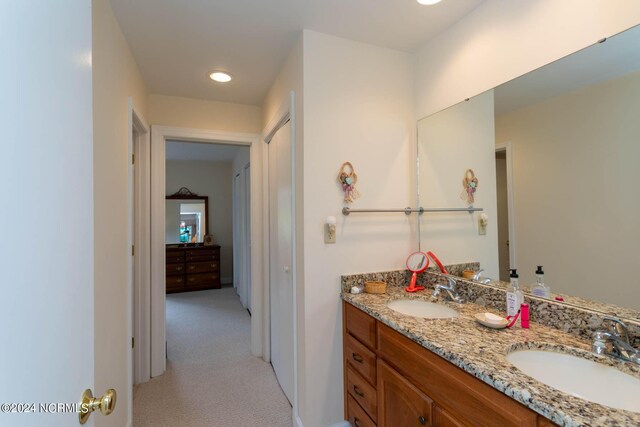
507,349,640,412
387,299,458,319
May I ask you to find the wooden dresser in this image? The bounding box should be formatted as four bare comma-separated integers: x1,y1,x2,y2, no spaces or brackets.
166,245,221,293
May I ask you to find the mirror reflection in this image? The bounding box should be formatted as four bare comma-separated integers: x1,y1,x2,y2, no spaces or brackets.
165,187,209,244
418,25,640,315
407,252,429,272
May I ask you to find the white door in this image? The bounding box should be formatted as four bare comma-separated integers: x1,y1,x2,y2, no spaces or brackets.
243,163,251,310
269,121,294,403
0,2,96,427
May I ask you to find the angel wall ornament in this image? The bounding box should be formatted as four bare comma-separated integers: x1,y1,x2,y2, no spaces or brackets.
338,162,360,204
460,169,478,205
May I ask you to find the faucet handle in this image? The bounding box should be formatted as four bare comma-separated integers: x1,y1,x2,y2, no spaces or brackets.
603,316,630,343
447,277,456,289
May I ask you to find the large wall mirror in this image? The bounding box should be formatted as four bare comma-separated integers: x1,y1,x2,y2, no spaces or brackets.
165,187,209,244
418,24,640,318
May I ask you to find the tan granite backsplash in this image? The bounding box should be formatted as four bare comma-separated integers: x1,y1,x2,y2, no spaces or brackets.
341,263,640,348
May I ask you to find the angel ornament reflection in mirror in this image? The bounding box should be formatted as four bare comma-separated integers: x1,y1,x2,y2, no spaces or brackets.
460,169,478,205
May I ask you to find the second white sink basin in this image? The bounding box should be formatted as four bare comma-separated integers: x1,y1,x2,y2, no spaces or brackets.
387,299,458,319
507,349,640,413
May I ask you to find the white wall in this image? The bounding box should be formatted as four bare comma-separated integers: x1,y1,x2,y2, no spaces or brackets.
302,30,415,427
149,94,262,133
418,91,499,278
92,0,148,425
166,160,234,282
495,72,640,309
414,0,640,119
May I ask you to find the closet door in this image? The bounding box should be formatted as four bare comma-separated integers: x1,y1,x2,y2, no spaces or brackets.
268,120,294,403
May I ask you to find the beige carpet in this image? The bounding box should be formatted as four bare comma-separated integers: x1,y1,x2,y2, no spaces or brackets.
133,287,292,426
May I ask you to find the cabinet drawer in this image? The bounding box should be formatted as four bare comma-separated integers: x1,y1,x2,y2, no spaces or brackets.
187,254,219,262
166,276,184,291
347,394,376,427
377,323,537,427
186,272,219,287
345,333,376,386
166,263,185,275
186,261,218,274
345,303,377,350
185,248,218,257
347,366,377,423
166,255,185,264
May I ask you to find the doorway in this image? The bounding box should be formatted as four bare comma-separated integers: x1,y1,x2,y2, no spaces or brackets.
128,99,151,391
149,126,265,378
495,143,515,282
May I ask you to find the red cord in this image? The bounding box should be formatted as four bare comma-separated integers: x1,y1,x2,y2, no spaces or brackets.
506,310,521,328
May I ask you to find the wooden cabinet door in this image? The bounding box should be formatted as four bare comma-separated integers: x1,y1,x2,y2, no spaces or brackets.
377,360,432,427
433,405,471,427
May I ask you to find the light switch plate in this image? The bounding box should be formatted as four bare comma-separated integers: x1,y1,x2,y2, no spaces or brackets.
478,217,487,235
324,224,336,244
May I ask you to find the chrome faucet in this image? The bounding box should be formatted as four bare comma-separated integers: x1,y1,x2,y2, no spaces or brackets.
432,277,464,304
592,317,640,365
471,269,492,284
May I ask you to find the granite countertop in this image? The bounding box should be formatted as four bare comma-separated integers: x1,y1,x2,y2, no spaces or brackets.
342,287,640,427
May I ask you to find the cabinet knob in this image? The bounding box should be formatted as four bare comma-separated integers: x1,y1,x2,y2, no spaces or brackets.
418,415,427,425
352,353,363,363
353,418,361,427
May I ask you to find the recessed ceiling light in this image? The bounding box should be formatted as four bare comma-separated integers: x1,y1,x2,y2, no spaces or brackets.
417,0,442,4
209,72,232,83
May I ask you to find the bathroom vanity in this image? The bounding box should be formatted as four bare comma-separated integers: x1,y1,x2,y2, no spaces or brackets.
343,302,546,427
341,268,640,427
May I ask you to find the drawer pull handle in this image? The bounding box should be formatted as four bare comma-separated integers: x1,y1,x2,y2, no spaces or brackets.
189,266,195,271
418,415,427,425
189,278,195,282
353,418,361,427
176,266,183,271
352,353,363,363
353,386,364,398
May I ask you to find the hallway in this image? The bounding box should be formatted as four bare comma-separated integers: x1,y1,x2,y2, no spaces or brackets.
133,288,292,426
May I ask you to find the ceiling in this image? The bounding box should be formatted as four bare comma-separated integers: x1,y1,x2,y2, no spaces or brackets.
166,141,248,162
495,24,640,116
109,0,484,106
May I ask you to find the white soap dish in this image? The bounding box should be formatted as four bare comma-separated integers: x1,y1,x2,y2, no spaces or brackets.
475,312,508,329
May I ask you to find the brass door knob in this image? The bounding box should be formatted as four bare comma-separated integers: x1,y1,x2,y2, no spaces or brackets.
79,388,116,424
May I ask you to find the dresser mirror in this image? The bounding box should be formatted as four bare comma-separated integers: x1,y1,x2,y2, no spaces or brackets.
165,187,209,244
417,24,640,319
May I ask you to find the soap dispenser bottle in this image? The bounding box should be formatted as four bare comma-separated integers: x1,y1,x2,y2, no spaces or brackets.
531,266,551,298
506,269,524,317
